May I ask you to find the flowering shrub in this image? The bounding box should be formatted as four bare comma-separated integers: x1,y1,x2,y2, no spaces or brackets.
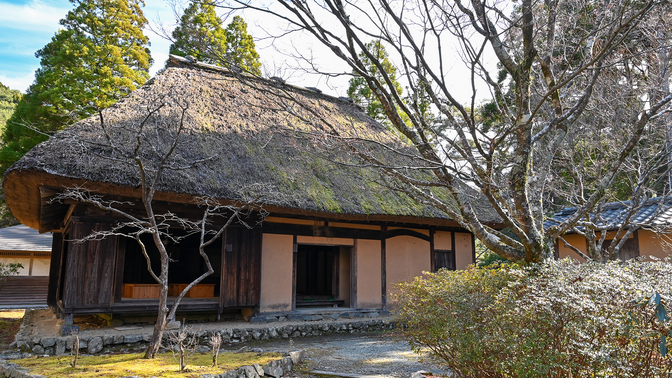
394,259,672,377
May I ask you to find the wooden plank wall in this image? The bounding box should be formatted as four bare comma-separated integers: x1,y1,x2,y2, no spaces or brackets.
221,227,261,307
46,232,63,308
62,221,118,308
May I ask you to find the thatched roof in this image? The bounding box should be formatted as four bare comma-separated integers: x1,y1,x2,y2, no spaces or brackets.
4,55,498,232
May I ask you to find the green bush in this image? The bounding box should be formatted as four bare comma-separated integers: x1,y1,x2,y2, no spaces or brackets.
394,259,672,377
0,262,23,289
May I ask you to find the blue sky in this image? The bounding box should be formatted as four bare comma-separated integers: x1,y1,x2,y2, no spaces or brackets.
0,0,354,95
0,0,177,92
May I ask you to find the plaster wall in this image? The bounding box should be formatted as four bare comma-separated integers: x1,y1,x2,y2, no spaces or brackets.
454,232,473,270
355,239,381,308
638,230,672,259
434,231,452,250
259,234,294,312
0,257,49,276
385,236,430,300
557,234,588,261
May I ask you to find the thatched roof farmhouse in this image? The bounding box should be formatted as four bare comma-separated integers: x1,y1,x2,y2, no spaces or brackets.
3,55,490,322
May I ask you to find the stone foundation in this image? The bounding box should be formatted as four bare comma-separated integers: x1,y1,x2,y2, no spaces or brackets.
10,319,394,357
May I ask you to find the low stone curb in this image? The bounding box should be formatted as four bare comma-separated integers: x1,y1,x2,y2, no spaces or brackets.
0,350,305,378
0,362,45,378
10,319,395,357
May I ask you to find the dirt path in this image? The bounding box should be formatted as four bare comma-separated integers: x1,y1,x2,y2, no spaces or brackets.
244,333,451,378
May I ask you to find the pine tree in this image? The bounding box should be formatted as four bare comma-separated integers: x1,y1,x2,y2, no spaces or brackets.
347,40,403,126
169,1,227,65
224,16,261,75
0,0,152,173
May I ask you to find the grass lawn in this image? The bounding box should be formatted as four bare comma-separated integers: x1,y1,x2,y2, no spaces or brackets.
10,351,283,377
0,309,24,350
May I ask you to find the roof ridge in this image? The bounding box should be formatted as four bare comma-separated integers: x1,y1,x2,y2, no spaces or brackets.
166,54,359,109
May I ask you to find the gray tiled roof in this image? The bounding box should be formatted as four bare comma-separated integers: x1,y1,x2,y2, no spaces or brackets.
0,225,52,252
545,197,672,230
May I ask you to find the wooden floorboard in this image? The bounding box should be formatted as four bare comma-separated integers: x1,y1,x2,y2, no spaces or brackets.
61,297,220,314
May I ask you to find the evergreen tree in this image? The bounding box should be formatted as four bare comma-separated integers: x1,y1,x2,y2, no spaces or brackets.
347,40,403,126
169,0,227,65
170,3,261,75
224,16,261,75
0,0,152,173
0,83,21,135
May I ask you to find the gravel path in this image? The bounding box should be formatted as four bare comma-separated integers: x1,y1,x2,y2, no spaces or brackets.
246,333,451,378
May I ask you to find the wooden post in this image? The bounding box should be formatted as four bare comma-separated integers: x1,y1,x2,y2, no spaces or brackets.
351,241,357,309
471,233,476,264
113,237,126,302
381,224,387,311
292,235,297,311
430,227,436,272
219,229,227,313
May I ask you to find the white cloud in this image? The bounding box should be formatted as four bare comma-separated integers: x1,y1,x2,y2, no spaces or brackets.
0,71,35,92
0,0,67,33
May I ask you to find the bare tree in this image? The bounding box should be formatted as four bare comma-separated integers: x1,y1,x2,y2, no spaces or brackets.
53,85,269,358
166,321,200,371
219,0,672,262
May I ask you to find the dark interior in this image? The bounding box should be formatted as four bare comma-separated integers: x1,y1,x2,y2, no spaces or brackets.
122,230,221,296
296,244,339,298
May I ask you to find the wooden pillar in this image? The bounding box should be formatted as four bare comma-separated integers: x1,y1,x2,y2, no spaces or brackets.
470,233,475,264
381,224,387,311
47,232,63,309
219,229,228,313
291,235,297,311
350,241,358,309
430,227,436,272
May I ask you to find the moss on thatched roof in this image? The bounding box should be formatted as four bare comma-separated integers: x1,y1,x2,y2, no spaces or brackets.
4,55,498,231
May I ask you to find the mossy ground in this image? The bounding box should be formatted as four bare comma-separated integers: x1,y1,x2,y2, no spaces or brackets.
0,309,24,350
11,351,282,378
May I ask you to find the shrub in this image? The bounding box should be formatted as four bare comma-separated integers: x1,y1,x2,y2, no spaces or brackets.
0,262,22,289
394,259,672,378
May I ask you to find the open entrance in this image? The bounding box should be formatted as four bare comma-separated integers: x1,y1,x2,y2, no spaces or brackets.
121,231,221,300
295,244,351,308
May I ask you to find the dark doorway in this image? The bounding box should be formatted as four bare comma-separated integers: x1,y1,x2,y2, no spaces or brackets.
295,244,349,308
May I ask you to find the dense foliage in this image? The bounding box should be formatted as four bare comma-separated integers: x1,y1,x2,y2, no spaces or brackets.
347,40,403,127
171,3,261,75
170,1,228,65
395,259,672,377
0,83,21,135
0,0,152,174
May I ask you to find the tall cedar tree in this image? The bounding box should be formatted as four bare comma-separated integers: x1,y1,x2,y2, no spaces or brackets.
171,3,261,75
0,0,152,174
224,16,261,75
0,83,21,135
169,1,227,65
347,41,403,127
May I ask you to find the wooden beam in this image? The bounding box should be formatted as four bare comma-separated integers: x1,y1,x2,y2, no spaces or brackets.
385,228,431,242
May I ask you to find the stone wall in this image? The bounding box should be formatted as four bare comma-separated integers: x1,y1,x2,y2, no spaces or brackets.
11,319,394,357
